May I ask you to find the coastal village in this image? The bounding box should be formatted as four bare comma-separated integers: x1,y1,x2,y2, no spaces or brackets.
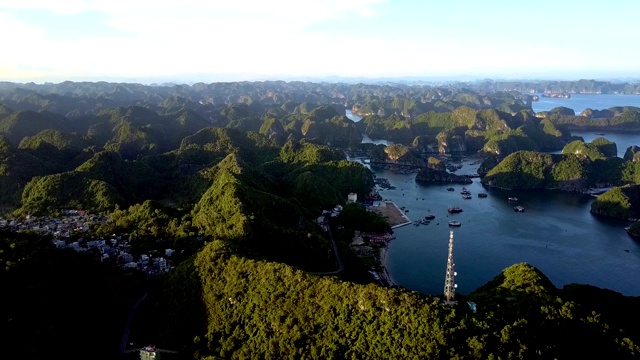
0,210,176,276
1,183,408,285
1,187,407,285
314,180,413,287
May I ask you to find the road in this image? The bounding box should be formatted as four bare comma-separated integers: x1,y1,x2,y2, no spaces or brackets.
119,292,148,354
310,226,343,275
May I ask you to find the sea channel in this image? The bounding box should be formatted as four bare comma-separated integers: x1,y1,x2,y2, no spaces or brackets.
345,97,640,296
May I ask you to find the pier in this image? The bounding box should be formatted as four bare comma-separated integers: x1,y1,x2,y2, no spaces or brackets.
370,201,412,228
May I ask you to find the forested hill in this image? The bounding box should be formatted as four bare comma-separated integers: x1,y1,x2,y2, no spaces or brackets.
481,137,640,196
0,80,580,167
0,80,531,117
138,246,640,359
1,80,640,359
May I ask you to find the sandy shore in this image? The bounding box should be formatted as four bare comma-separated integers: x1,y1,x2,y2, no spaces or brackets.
370,201,412,228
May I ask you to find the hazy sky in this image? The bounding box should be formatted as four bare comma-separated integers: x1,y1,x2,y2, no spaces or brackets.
1,0,639,83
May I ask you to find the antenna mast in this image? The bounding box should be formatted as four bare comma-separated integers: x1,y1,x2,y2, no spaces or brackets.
443,230,457,302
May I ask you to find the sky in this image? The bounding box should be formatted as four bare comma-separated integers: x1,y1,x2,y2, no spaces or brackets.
1,0,640,83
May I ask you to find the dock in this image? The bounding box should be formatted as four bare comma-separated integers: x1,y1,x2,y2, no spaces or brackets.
370,201,412,228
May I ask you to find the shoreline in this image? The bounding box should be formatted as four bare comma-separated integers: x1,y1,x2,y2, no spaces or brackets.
369,200,412,229
378,247,396,287
388,200,412,228
367,200,406,286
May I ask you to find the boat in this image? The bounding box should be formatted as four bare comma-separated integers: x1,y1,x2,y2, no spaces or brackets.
478,192,488,198
513,206,525,212
462,194,472,199
424,214,436,220
447,187,455,191
460,189,471,195
448,220,461,227
508,197,518,202
448,206,463,213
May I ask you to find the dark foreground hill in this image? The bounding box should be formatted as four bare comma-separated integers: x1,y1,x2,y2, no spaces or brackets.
131,248,640,359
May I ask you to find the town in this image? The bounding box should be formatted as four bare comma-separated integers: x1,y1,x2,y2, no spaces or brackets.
0,210,176,276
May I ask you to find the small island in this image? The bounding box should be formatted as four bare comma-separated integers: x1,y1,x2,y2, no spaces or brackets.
415,167,472,184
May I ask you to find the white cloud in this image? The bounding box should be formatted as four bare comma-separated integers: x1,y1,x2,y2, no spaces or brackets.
1,0,637,82
0,12,48,68
0,0,91,15
0,1,387,81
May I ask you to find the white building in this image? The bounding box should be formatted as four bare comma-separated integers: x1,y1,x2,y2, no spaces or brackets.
347,193,357,203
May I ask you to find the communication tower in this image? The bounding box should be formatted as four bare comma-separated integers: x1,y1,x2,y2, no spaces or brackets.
443,230,457,302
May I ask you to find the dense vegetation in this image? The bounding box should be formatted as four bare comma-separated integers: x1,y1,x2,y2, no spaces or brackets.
2,80,640,359
591,185,640,219
482,138,640,191
134,250,640,359
543,106,640,131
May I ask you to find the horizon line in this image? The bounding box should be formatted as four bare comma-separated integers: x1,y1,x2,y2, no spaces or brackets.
3,75,640,87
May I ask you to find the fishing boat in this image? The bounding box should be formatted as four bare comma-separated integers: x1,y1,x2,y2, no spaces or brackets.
448,206,463,213
513,206,525,212
508,197,518,202
448,220,461,227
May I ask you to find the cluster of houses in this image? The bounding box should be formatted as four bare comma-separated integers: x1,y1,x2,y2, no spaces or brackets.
0,209,175,276
0,209,107,238
316,204,343,232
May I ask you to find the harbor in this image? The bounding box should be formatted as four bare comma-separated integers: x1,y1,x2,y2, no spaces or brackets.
369,200,412,229
348,186,409,287
372,169,640,296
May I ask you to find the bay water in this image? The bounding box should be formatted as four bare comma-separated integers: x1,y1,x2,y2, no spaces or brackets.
377,167,640,296
531,93,640,114
346,99,640,296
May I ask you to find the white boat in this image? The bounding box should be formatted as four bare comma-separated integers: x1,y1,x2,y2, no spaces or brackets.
508,197,518,202
448,220,461,227
513,206,525,212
